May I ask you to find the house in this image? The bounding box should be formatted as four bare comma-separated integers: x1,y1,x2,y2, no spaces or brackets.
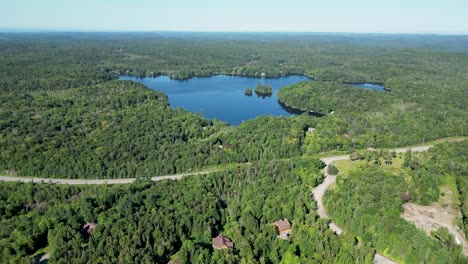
212,235,234,250
80,222,97,237
273,219,291,239
307,127,316,133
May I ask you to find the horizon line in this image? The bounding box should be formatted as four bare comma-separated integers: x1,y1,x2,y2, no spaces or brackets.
1,28,468,36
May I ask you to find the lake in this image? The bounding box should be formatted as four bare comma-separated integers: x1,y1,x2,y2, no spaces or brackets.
119,75,311,125
119,74,384,125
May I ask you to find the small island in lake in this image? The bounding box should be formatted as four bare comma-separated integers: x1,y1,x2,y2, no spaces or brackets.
254,84,273,97
245,88,252,96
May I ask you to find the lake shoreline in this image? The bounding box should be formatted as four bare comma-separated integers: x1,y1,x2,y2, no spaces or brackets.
119,74,311,125
118,72,315,81
119,73,387,90
276,98,325,117
119,74,385,124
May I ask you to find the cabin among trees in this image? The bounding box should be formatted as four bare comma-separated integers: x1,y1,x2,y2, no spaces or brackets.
273,219,291,239
212,235,234,250
80,222,97,237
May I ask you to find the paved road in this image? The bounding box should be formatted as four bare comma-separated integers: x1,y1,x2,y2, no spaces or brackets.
0,146,433,186
311,145,434,264
0,145,435,263
0,171,216,185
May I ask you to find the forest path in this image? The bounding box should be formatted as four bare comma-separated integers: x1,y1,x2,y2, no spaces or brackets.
311,145,433,264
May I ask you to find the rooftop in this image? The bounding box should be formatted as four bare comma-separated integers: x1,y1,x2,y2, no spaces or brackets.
212,235,234,249
273,219,291,230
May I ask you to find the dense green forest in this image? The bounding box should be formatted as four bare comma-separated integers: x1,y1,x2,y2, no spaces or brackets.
1,33,467,178
0,159,379,263
0,33,467,263
0,80,224,178
324,141,467,263
421,141,468,237
277,79,466,151
0,80,306,178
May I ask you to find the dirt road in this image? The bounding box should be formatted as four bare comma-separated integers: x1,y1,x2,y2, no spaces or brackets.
0,144,439,264
312,155,350,234
311,145,436,264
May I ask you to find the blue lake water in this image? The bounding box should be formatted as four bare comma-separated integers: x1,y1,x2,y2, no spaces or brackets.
119,75,311,125
119,74,384,125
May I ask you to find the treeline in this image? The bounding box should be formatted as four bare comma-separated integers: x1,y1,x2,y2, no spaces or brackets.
0,79,309,178
215,116,307,163
0,31,466,263
0,38,116,93
278,80,467,151
0,35,313,179
2,33,467,84
0,80,225,178
277,81,389,114
418,141,468,236
0,159,377,263
1,34,467,178
324,141,467,263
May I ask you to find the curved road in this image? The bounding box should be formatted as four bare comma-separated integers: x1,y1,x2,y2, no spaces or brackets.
0,145,434,264
312,145,432,264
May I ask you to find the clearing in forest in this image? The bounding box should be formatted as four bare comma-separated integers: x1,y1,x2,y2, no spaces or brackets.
401,186,468,257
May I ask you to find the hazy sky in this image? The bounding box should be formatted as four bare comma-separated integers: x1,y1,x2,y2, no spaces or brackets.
1,0,467,33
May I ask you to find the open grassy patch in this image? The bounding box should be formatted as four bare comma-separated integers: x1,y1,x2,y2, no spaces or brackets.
333,160,361,175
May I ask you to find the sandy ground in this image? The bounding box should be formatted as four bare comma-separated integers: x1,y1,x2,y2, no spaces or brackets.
401,188,468,256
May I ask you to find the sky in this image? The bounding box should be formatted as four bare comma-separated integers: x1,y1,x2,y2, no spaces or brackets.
1,0,467,34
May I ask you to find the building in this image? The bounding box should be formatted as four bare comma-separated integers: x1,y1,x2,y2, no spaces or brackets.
212,235,234,250
273,219,291,239
80,222,97,237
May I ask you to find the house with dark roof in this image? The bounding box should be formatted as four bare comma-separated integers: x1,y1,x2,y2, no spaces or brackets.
212,235,234,250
